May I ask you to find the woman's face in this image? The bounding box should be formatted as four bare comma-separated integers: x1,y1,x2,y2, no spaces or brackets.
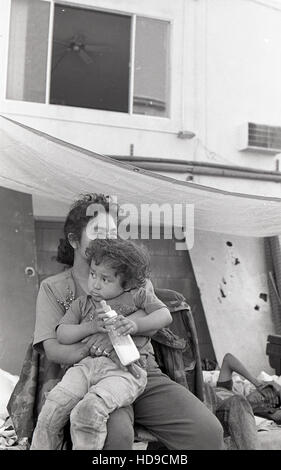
78,212,118,260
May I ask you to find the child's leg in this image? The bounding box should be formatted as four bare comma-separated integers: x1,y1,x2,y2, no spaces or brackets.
70,359,147,450
31,358,92,449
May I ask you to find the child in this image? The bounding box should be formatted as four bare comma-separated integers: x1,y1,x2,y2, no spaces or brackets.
31,238,172,450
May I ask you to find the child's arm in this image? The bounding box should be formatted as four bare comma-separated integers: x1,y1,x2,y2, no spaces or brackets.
56,298,108,345
108,307,172,336
57,319,107,345
131,306,172,334
115,281,173,335
124,308,157,336
101,281,172,336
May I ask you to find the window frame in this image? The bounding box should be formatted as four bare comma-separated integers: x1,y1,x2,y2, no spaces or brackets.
3,0,181,133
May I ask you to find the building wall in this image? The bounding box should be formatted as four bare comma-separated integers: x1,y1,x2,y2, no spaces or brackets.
189,230,274,376
1,0,281,204
189,0,281,193
203,0,281,171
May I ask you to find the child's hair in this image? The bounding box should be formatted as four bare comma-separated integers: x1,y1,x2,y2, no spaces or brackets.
57,193,118,266
86,238,150,290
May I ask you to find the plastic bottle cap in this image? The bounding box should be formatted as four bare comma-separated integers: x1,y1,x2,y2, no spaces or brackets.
100,300,117,319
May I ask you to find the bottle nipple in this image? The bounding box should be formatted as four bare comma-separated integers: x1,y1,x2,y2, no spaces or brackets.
100,300,111,313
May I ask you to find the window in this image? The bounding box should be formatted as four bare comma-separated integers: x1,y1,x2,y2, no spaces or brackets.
50,5,130,112
134,17,170,117
6,0,50,103
6,1,170,117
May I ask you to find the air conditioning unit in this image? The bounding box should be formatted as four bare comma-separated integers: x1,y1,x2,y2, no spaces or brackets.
237,122,281,154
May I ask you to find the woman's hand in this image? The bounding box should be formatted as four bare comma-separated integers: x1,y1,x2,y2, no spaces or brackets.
83,333,114,358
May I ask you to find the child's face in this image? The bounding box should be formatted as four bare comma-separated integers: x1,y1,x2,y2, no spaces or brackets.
88,260,124,302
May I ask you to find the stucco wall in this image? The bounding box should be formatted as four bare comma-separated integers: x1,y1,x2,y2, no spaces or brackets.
189,230,274,376
195,0,281,172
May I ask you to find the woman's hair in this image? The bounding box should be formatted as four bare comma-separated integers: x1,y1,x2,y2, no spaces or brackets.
57,193,117,266
86,238,150,290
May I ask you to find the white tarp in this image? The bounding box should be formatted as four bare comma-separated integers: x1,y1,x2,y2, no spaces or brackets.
0,115,281,237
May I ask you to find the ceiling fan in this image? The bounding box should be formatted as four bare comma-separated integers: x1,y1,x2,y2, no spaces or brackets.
52,33,112,71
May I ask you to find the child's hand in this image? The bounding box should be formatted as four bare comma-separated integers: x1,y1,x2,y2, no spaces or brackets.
96,312,116,330
90,315,108,334
112,315,138,336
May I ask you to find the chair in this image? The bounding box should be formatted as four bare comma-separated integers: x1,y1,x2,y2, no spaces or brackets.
134,287,205,448
134,288,243,450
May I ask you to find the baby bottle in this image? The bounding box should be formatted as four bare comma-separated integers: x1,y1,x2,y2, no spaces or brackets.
101,300,140,366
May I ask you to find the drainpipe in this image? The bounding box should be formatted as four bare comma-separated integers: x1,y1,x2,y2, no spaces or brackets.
108,156,281,182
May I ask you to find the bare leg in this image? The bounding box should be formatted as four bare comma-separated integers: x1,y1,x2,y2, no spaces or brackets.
218,353,260,388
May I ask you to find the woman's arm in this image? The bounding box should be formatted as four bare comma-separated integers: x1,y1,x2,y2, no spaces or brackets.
43,338,90,365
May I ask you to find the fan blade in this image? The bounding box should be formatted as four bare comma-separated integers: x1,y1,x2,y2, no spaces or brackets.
79,49,93,65
51,51,68,72
53,40,69,47
85,44,112,53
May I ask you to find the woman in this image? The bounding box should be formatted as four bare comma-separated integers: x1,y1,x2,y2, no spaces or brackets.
10,193,224,450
